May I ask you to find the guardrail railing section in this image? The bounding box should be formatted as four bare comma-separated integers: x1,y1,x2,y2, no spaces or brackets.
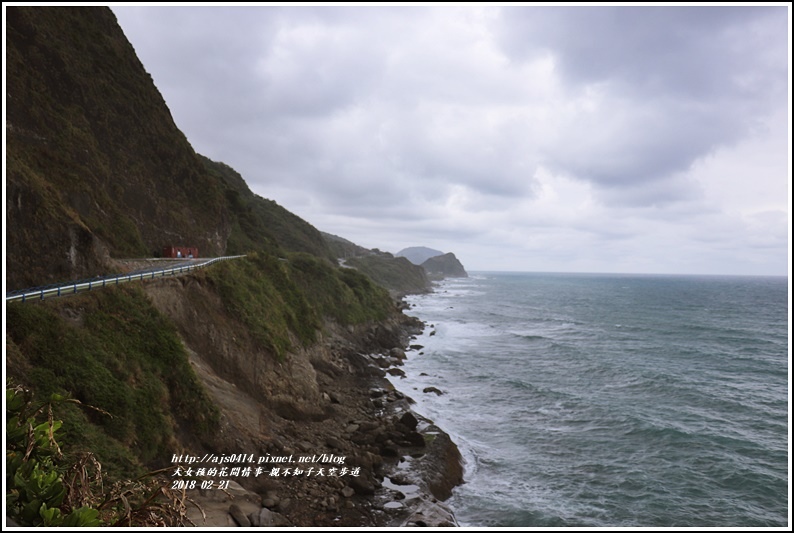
6,255,246,303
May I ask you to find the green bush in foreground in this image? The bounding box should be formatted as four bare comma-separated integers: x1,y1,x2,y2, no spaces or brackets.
6,384,101,526
6,382,195,527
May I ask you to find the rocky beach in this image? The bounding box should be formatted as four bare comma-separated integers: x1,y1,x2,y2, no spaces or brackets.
179,299,464,528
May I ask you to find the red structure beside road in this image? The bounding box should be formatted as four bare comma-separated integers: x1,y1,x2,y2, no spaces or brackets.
162,246,198,259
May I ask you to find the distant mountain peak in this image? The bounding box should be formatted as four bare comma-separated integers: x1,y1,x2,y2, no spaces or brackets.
396,246,444,266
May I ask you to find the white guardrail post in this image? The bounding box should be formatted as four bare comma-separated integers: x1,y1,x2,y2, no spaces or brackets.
6,255,246,303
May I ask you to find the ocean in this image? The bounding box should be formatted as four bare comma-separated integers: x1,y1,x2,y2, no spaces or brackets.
400,272,789,527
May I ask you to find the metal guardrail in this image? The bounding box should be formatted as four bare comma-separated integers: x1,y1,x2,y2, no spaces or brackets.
6,255,246,303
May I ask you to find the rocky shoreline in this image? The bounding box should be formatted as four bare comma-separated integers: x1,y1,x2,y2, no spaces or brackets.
178,297,464,528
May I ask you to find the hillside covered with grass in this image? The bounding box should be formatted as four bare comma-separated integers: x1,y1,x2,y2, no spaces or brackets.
4,5,400,496
5,7,342,291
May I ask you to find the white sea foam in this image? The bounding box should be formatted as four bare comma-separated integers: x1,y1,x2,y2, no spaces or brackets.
399,273,789,527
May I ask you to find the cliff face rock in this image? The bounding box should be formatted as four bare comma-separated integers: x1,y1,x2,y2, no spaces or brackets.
5,7,340,291
421,252,469,280
142,274,463,527
6,7,231,290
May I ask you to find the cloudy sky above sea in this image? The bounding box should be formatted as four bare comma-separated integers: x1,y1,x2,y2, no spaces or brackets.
112,4,790,276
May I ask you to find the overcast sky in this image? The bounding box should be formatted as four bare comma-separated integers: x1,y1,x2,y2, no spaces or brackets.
111,4,790,275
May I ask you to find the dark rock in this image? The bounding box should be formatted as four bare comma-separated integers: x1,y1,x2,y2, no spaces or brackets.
349,475,376,495
419,427,464,500
380,444,400,457
258,507,276,527
365,450,383,469
390,347,406,360
228,504,250,527
386,429,404,441
351,432,374,445
387,368,405,377
272,513,292,527
371,427,387,442
404,430,426,448
358,421,379,432
399,411,419,431
326,436,346,450
389,474,411,485
423,387,444,395
400,499,459,527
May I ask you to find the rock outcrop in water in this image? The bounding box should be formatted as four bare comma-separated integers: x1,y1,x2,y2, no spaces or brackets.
421,252,469,280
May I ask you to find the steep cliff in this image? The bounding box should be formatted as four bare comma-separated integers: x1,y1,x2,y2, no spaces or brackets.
5,6,462,527
5,7,232,290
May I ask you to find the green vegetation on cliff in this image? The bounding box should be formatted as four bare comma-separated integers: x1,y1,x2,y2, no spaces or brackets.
344,254,430,296
6,286,219,479
6,7,228,289
5,251,397,480
4,5,402,495
206,252,394,359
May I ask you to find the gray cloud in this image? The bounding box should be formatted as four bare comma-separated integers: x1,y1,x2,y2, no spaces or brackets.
497,6,786,99
111,5,789,275
497,6,788,199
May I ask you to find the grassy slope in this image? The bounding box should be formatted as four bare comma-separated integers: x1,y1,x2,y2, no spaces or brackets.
5,286,219,479
5,6,401,483
344,255,431,296
5,253,396,480
206,252,394,359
